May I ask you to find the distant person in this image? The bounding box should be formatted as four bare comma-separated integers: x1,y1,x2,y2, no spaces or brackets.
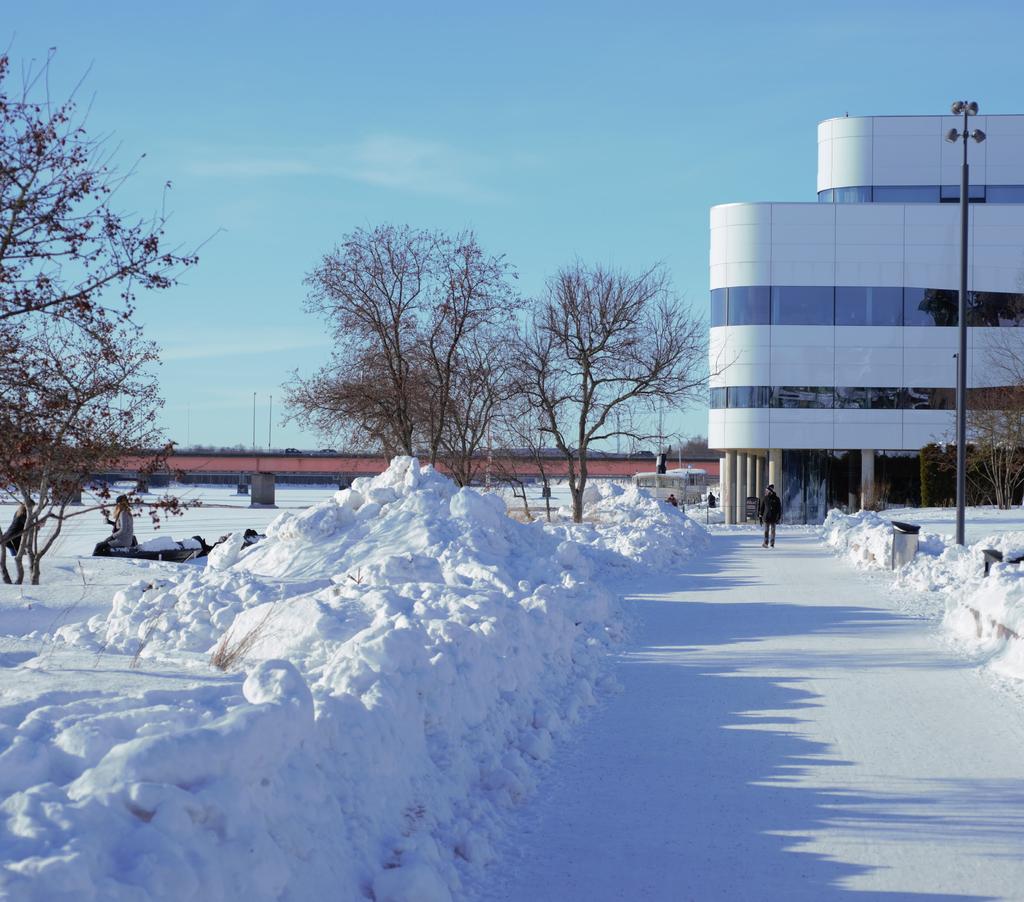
94,495,135,556
3,504,27,556
759,484,783,548
707,491,716,509
666,493,678,507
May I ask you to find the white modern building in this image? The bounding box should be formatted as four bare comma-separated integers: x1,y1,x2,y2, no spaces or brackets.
709,114,1024,523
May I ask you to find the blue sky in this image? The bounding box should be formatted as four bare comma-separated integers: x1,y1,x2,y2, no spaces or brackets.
6,1,1023,450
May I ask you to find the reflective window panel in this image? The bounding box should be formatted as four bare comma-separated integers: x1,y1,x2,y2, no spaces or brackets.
727,385,770,408
872,185,941,203
770,386,834,409
771,286,834,326
904,287,958,326
902,387,955,410
727,286,770,326
835,286,903,326
711,288,728,327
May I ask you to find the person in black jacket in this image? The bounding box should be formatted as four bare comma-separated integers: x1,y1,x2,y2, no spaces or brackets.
759,484,783,547
3,504,27,556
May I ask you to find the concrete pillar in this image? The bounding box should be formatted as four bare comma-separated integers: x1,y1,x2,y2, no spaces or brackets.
747,454,758,507
135,477,149,494
768,449,783,496
723,450,737,525
736,453,748,522
754,454,764,499
861,449,875,510
251,472,277,507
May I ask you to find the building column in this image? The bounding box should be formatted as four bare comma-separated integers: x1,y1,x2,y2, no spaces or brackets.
768,449,782,496
861,449,875,510
747,453,758,506
723,450,737,525
251,472,277,507
848,451,860,512
737,452,748,522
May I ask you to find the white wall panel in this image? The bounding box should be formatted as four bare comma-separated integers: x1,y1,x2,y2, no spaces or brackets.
723,411,769,450
708,410,726,450
903,262,959,289
835,261,905,286
770,260,836,285
835,421,902,450
724,261,772,287
724,203,772,227
873,134,941,185
903,413,954,449
817,120,833,193
770,363,835,385
835,327,903,348
769,411,834,449
828,136,873,189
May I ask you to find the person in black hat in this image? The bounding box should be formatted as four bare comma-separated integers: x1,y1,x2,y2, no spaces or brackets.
759,483,782,547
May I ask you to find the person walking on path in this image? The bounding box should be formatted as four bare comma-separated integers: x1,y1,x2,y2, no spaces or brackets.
666,494,679,508
759,484,782,547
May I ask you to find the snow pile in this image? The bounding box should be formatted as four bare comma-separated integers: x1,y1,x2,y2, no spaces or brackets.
4,458,633,901
820,508,1024,680
549,481,708,572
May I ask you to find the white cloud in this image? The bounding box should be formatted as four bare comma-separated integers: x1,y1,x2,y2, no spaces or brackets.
186,134,505,202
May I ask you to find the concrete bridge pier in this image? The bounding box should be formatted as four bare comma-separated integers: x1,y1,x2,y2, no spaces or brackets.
251,473,277,507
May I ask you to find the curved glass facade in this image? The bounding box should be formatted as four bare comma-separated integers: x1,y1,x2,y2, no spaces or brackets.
711,285,1024,327
817,184,1024,203
709,385,996,410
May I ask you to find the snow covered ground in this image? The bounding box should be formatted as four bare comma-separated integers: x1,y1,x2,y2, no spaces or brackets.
0,462,706,900
820,505,1024,683
476,528,1024,901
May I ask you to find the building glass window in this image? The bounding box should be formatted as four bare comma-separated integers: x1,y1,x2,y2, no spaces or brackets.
710,387,727,409
940,184,986,203
832,186,872,203
902,387,955,410
771,286,834,326
968,291,1024,327
904,287,958,326
986,186,1024,203
868,387,901,409
834,387,867,409
711,288,728,327
727,286,770,326
835,286,903,326
817,189,834,203
873,185,940,203
727,386,769,408
770,386,834,409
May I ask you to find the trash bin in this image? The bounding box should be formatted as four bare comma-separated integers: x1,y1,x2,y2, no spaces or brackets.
890,520,921,570
236,482,249,495
982,548,1003,577
982,548,1024,576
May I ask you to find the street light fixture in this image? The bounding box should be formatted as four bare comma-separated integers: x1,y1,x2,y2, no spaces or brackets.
945,100,985,546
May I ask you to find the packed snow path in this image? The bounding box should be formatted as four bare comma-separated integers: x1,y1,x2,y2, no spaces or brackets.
479,530,1024,901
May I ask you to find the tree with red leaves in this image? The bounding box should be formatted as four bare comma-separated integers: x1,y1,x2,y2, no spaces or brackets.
0,50,196,332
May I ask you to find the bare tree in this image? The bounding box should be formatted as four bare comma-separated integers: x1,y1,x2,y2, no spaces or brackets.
0,51,197,333
963,321,1024,508
285,225,518,464
0,322,174,584
515,262,707,523
436,336,513,486
490,398,558,522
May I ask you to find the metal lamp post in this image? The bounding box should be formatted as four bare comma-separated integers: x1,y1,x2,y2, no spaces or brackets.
945,101,986,546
